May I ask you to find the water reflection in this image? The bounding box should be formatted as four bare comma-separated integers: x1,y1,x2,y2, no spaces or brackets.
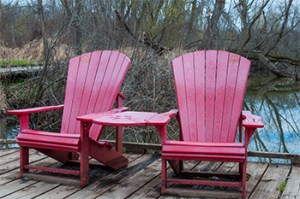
246,75,300,162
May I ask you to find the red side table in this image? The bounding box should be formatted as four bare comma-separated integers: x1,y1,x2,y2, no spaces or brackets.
92,111,171,153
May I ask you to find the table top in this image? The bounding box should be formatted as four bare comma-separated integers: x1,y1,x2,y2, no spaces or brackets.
92,111,170,126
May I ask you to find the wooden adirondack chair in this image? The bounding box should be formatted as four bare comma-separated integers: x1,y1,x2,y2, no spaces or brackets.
156,50,264,198
7,50,131,186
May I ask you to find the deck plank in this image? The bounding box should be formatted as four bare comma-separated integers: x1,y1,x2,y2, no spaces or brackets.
0,149,18,157
246,162,269,196
0,149,37,166
249,164,291,199
0,149,299,199
96,158,162,199
2,181,59,199
53,153,146,199
0,157,63,198
0,156,59,185
0,150,46,175
0,150,20,166
0,178,38,198
33,154,142,199
135,161,221,199
281,165,300,199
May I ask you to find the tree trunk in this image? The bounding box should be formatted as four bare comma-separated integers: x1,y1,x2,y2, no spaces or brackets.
205,0,225,48
35,0,49,101
37,0,48,61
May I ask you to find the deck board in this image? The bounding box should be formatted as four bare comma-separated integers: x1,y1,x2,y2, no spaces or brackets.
281,165,300,199
65,153,150,199
249,164,291,199
246,162,269,195
97,158,162,199
2,181,59,199
0,149,18,158
0,149,299,199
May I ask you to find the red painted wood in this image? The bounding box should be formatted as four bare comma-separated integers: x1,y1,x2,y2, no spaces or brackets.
172,50,251,143
17,132,80,146
182,52,197,141
193,51,205,142
60,51,130,140
214,51,229,142
167,178,242,187
227,56,251,142
6,105,63,115
242,111,264,128
88,139,128,170
60,54,81,134
76,107,129,122
17,141,79,152
172,56,190,141
164,140,244,147
162,153,245,162
147,113,171,125
162,50,264,198
19,147,29,176
220,53,241,142
21,129,80,138
8,50,131,186
162,144,245,155
205,51,217,142
93,111,158,126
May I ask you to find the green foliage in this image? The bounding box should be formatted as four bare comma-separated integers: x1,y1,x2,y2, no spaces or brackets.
0,60,38,67
279,180,287,192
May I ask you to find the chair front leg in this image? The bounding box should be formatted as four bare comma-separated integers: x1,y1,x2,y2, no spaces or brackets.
80,121,92,186
20,146,29,176
161,157,167,194
241,161,247,199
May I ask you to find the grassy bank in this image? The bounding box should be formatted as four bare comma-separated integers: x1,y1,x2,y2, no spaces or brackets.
0,59,39,67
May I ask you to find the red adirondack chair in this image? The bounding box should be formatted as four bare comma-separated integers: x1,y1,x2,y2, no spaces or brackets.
156,50,264,198
7,50,131,186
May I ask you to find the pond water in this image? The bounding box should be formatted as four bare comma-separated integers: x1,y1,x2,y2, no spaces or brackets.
245,75,300,163
1,74,299,163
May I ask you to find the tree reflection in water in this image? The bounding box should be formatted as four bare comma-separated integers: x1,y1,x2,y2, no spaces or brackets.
245,75,300,163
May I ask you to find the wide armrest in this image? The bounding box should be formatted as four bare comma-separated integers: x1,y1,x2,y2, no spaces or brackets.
147,109,178,125
147,113,171,125
242,111,264,128
161,109,178,117
76,107,129,122
7,105,64,115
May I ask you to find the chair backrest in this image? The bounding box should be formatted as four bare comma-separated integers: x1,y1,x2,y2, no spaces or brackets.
172,50,251,143
60,50,131,140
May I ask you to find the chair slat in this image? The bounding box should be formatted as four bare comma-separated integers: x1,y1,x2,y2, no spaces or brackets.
214,51,229,142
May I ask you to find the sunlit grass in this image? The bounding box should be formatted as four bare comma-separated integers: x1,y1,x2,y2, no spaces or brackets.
0,59,38,67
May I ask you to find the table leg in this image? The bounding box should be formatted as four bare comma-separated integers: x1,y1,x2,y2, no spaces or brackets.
116,126,123,154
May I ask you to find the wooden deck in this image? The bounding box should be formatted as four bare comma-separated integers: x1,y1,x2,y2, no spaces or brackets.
0,148,299,199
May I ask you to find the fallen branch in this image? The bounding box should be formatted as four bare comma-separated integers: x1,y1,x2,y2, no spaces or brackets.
257,54,298,80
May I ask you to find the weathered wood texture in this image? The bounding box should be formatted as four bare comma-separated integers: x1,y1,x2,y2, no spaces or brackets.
0,149,299,199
